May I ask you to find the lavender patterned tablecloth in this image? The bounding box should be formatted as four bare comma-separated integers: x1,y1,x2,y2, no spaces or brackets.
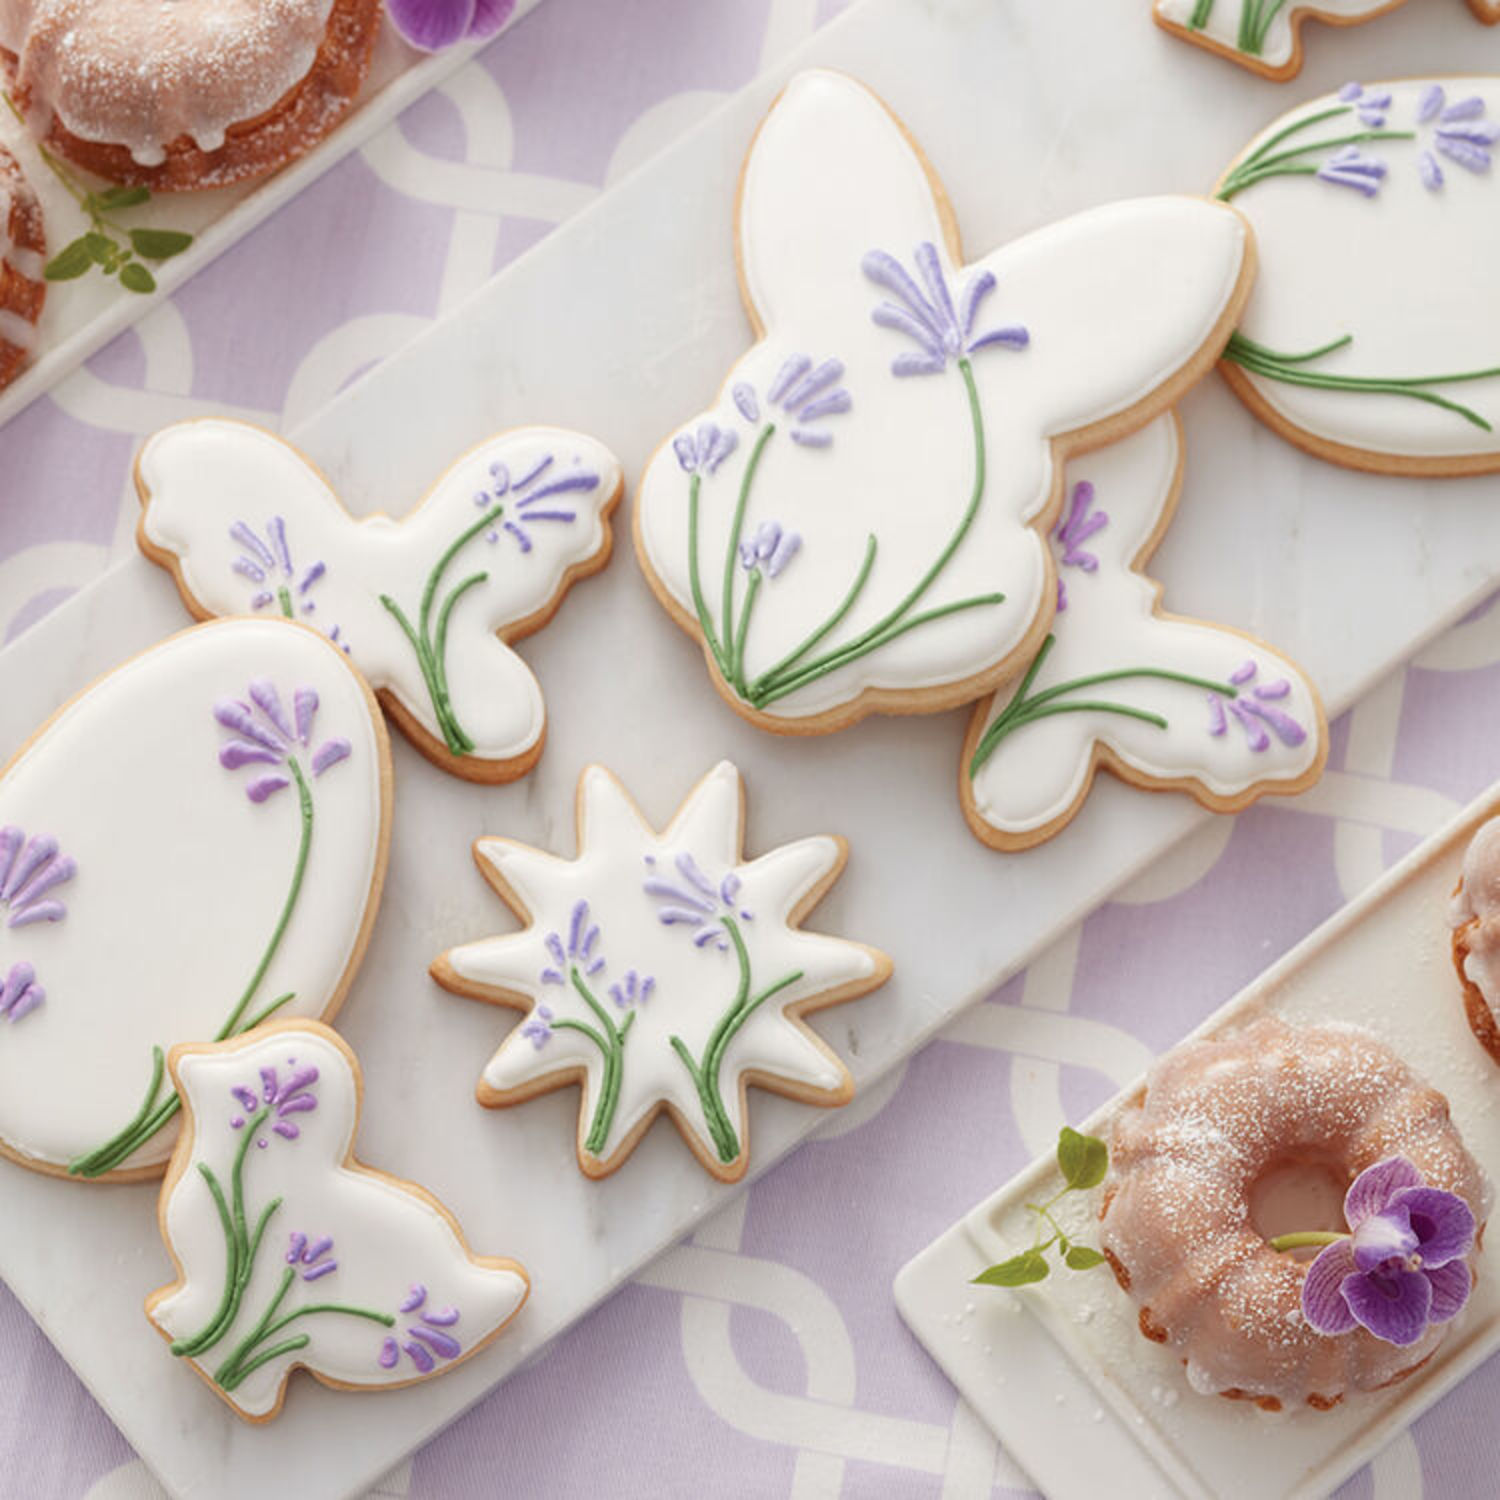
3,1,1500,1495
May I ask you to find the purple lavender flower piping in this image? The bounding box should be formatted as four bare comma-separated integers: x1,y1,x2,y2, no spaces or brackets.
1205,660,1307,751
539,899,606,986
738,520,801,580
378,1283,464,1372
1053,480,1108,613
1300,1157,1475,1347
215,680,351,802
863,243,1028,377
1315,146,1388,198
732,353,852,447
1415,84,1499,191
674,422,738,477
285,1232,339,1282
229,517,340,641
0,828,77,1024
608,969,655,1012
643,851,753,952
229,1060,320,1146
471,450,597,553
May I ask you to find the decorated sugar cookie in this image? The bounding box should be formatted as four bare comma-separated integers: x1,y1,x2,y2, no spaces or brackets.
962,415,1327,849
147,1022,528,1423
136,419,624,781
632,70,1254,735
1153,0,1408,81
0,618,390,1179
1215,79,1500,475
431,761,892,1182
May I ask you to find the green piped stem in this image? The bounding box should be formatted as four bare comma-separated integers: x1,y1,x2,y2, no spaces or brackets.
70,759,316,1178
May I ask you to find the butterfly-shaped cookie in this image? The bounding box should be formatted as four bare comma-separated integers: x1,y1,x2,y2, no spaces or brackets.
137,419,623,781
147,1021,529,1422
962,414,1327,849
632,69,1254,734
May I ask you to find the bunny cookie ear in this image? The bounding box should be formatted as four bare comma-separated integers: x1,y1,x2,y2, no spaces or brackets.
737,70,956,336
978,196,1255,449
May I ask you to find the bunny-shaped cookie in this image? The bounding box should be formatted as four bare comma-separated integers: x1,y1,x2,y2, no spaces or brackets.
137,420,623,781
147,1022,528,1422
633,70,1255,735
962,414,1327,849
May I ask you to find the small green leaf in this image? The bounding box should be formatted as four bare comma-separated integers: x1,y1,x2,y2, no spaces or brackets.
1065,1245,1106,1271
972,1251,1050,1288
129,227,193,262
83,231,116,266
119,262,157,295
1057,1127,1109,1191
92,185,151,211
44,237,95,281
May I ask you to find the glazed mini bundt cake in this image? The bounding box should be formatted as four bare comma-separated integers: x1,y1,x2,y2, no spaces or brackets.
0,0,382,191
1100,1014,1488,1412
1451,816,1500,1066
0,142,45,392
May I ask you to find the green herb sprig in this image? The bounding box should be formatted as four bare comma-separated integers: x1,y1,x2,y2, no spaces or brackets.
972,1127,1109,1288
6,92,192,294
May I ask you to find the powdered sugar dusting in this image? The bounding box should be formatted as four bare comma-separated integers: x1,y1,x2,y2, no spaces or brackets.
5,0,338,165
1101,1014,1489,1410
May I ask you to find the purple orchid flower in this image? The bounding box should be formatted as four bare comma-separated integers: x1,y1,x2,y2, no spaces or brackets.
386,0,515,52
643,851,753,953
732,353,852,447
738,519,801,580
1205,660,1307,752
214,681,351,802
378,1284,464,1372
472,451,597,553
1302,1157,1475,1347
285,1232,339,1283
1415,84,1500,191
674,421,738,477
863,242,1028,377
229,1060,320,1146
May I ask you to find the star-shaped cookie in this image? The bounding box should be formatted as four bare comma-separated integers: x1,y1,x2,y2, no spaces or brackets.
431,761,892,1181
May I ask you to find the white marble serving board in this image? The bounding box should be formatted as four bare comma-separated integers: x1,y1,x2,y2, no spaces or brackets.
894,781,1500,1500
0,0,549,433
4,1,1500,1497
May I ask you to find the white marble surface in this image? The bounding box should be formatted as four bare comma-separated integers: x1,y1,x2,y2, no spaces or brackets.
896,780,1500,1500
3,0,1500,1497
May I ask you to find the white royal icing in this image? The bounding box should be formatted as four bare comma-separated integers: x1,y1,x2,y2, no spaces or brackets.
633,70,1251,728
137,419,623,778
436,761,890,1180
0,619,387,1174
1155,0,1402,74
1220,79,1500,467
963,415,1325,845
148,1023,528,1421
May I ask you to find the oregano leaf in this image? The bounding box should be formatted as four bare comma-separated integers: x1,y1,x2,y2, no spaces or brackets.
94,185,151,211
972,1251,1049,1288
83,231,116,266
1057,1126,1108,1191
119,262,157,295
129,227,193,262
44,237,95,281
1065,1245,1106,1271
